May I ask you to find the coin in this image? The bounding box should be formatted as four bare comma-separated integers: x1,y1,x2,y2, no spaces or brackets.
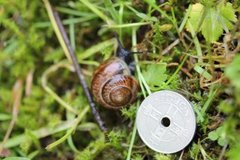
136,90,196,154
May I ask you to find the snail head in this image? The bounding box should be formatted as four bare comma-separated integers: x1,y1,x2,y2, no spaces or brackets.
114,32,151,64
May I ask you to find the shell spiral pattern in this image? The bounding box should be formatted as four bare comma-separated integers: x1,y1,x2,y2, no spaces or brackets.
91,57,139,109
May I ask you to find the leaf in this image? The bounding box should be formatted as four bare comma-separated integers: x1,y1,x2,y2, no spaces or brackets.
208,131,218,141
201,8,223,42
186,2,237,42
217,137,226,146
227,143,240,160
218,100,234,115
193,64,212,80
0,113,12,121
142,63,168,89
190,143,200,159
159,24,173,32
155,153,172,160
104,0,118,22
186,3,204,32
107,130,124,149
208,126,226,146
220,2,238,28
76,136,106,160
136,13,158,22
225,55,240,89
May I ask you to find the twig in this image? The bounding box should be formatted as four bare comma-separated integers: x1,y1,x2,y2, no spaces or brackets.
53,11,106,132
178,150,184,160
218,143,228,160
43,0,107,132
162,39,180,55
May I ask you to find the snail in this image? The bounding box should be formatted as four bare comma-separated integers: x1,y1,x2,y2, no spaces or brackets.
91,35,139,109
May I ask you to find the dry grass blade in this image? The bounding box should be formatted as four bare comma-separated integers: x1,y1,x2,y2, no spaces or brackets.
0,79,23,154
25,69,34,97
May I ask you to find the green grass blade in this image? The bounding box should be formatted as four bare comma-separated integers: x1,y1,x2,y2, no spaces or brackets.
80,0,114,25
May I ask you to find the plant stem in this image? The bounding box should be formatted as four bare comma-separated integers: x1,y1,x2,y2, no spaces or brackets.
126,28,151,160
165,54,188,86
126,122,137,160
41,62,79,114
46,107,89,150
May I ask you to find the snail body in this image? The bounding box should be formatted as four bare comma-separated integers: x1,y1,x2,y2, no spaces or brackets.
91,57,139,109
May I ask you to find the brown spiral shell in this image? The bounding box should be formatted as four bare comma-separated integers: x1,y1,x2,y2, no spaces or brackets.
91,57,139,109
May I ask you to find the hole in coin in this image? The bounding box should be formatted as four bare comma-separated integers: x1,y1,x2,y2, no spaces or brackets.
161,117,170,127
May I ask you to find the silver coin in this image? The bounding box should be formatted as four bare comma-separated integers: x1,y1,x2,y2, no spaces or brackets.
136,90,196,154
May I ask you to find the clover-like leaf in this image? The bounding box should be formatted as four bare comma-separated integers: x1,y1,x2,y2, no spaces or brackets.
208,130,218,141
186,2,237,42
142,63,168,89
208,126,226,147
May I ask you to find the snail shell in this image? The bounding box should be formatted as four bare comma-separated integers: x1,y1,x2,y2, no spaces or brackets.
91,57,139,109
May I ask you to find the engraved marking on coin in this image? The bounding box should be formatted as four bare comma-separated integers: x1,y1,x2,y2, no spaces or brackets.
136,90,196,153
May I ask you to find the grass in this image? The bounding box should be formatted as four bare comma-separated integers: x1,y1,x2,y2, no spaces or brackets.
0,0,240,159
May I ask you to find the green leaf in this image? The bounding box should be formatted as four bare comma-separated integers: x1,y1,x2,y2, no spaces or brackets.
142,63,168,89
217,137,226,146
225,55,240,89
136,13,158,22
227,143,240,160
104,0,119,22
186,2,237,42
208,131,218,141
190,143,200,159
186,3,204,32
132,154,144,160
218,100,234,114
201,8,223,42
208,126,226,146
76,136,106,160
193,64,212,80
107,130,124,149
220,2,238,28
155,153,172,160
0,113,12,121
